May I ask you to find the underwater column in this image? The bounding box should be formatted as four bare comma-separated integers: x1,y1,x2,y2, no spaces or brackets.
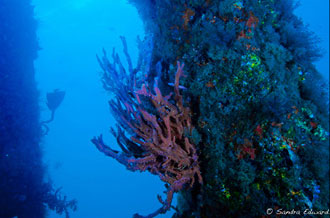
0,0,45,217
128,0,329,217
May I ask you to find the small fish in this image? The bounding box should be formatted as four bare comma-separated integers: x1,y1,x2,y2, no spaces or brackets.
168,82,187,90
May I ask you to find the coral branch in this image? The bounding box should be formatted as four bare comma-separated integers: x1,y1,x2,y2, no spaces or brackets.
94,41,202,217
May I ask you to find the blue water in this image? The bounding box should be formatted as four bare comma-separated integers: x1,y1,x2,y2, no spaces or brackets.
31,1,328,218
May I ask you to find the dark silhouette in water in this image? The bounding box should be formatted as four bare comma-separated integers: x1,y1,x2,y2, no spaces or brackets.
41,89,66,135
46,89,66,113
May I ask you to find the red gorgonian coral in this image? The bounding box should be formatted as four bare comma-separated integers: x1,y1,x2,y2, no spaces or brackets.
92,38,202,218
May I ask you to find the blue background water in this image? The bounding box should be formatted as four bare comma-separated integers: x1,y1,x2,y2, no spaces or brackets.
31,0,328,217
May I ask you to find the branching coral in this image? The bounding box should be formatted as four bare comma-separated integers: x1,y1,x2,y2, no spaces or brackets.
42,182,77,218
92,38,202,218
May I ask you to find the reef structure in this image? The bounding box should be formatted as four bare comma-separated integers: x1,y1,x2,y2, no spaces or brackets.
95,0,329,217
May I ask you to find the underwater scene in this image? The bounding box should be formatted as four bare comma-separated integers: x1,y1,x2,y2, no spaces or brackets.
0,0,329,218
